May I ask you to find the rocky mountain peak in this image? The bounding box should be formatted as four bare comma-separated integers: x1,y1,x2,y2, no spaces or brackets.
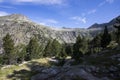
0,14,30,22
88,23,101,29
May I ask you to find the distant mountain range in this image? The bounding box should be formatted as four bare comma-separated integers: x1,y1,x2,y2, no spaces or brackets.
0,14,119,47
88,15,120,29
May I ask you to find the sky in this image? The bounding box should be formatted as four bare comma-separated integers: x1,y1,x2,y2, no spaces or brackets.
0,0,120,28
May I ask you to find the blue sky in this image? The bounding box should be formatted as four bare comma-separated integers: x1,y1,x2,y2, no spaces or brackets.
0,0,120,28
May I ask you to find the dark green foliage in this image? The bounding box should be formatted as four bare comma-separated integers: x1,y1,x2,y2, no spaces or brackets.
65,44,73,56
52,39,62,57
81,37,88,54
16,44,27,63
27,37,41,60
0,55,4,65
3,33,15,64
3,33,14,55
59,45,67,59
92,34,101,48
73,35,83,60
44,40,53,57
90,34,102,53
110,31,117,41
56,45,67,66
101,26,111,48
114,18,120,45
72,35,88,62
44,39,62,57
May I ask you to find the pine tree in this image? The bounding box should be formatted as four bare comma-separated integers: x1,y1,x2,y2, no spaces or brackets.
44,40,53,57
72,35,88,62
3,33,15,64
27,36,40,60
81,37,88,54
59,45,67,59
0,55,4,64
52,39,62,57
91,34,102,53
65,44,73,56
101,26,111,48
44,39,62,57
16,44,27,63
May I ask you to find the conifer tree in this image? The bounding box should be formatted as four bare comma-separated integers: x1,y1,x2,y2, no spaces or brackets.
44,40,53,57
3,33,15,64
72,35,88,62
59,45,67,59
65,44,73,56
91,34,102,53
27,36,40,60
101,26,111,48
16,44,27,62
52,39,62,57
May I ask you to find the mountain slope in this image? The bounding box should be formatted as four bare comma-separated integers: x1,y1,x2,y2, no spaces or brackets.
88,15,120,30
0,14,120,47
0,14,91,46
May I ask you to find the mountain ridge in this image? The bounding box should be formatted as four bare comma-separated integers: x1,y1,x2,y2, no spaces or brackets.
88,15,120,29
0,14,119,47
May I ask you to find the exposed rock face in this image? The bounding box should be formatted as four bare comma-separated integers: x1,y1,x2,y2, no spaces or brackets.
0,14,91,46
31,66,100,80
0,14,119,47
0,14,30,22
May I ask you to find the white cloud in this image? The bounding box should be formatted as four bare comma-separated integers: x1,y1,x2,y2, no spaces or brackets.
71,16,86,24
11,0,65,5
81,9,97,18
99,0,114,7
106,0,114,3
39,22,46,25
46,19,58,24
98,1,106,7
35,18,58,26
0,5,16,9
0,11,9,16
88,9,96,14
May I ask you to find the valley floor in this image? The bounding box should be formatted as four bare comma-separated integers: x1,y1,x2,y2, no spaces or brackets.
0,50,120,80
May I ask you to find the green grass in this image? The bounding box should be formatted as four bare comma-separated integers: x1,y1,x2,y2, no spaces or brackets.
0,58,52,80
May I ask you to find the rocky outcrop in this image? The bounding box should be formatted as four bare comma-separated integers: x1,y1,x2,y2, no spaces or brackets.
31,49,120,80
31,66,100,80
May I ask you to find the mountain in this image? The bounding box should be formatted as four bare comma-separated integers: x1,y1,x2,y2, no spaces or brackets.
0,14,91,46
88,15,120,30
0,14,119,47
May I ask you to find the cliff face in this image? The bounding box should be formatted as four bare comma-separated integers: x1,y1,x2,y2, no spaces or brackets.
0,14,119,46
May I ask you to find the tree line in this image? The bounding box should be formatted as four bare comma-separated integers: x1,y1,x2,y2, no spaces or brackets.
0,18,120,65
0,34,68,65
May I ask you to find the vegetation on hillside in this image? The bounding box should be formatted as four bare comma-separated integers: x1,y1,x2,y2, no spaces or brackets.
0,16,120,80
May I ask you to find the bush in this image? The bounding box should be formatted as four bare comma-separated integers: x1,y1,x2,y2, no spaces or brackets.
107,41,118,49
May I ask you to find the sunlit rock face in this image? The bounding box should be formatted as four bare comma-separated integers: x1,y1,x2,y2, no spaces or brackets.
0,14,119,46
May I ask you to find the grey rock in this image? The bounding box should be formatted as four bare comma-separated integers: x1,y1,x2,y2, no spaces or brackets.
0,14,119,50
31,73,53,80
31,65,100,80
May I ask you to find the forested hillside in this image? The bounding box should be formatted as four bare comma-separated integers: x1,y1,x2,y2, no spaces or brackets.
0,14,120,80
